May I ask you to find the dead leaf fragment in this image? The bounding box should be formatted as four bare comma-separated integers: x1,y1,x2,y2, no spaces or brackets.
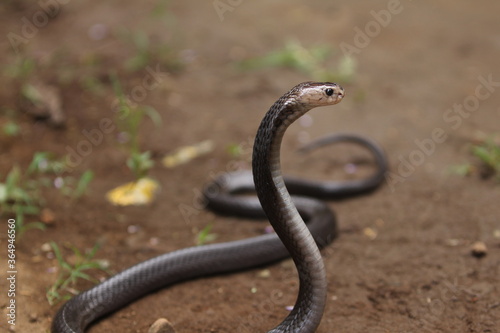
148,318,176,333
162,140,214,168
21,79,65,127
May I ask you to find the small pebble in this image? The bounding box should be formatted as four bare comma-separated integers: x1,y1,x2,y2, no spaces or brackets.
363,227,377,240
148,318,176,333
54,177,64,189
29,312,38,323
470,241,487,258
494,230,500,239
41,242,52,252
149,237,160,246
40,208,55,224
127,225,139,234
257,269,271,278
96,259,110,270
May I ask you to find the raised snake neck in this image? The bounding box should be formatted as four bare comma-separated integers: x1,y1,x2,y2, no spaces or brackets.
252,81,344,332
52,82,386,333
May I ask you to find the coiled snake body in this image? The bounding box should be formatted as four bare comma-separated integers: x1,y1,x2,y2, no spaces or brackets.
52,82,387,333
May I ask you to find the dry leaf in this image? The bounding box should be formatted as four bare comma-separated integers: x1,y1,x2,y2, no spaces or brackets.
162,140,214,168
106,178,159,206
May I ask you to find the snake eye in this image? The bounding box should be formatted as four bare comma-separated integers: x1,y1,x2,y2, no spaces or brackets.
325,88,334,96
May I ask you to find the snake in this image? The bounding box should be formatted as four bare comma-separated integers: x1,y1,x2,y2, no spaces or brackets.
52,82,387,333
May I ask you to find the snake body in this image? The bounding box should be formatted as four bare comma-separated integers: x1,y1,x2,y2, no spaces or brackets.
52,82,387,333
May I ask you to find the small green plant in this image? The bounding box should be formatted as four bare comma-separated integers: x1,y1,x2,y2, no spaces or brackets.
2,120,20,137
451,137,500,181
112,75,161,179
80,74,107,96
196,223,217,246
237,39,356,82
0,166,45,237
117,28,181,73
72,170,94,199
1,108,21,137
28,151,67,175
126,151,155,180
124,30,152,72
3,57,35,79
21,83,46,109
0,153,93,237
472,139,500,179
46,241,110,305
27,152,94,198
449,164,473,177
51,171,95,199
226,143,244,158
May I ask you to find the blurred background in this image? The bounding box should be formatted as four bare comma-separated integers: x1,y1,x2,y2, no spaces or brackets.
1,1,499,332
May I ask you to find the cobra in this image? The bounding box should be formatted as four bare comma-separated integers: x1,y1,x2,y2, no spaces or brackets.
52,82,387,332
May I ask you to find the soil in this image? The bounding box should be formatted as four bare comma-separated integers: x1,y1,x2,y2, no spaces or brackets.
1,1,500,332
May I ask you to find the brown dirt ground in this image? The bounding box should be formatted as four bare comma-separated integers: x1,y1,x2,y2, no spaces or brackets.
1,1,500,332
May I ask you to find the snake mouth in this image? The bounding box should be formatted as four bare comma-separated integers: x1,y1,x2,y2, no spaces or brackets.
335,90,345,103
338,86,345,98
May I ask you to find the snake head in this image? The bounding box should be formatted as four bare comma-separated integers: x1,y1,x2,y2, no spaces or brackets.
295,82,345,107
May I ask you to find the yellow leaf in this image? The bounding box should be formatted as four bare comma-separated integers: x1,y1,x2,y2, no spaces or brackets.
106,177,159,206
